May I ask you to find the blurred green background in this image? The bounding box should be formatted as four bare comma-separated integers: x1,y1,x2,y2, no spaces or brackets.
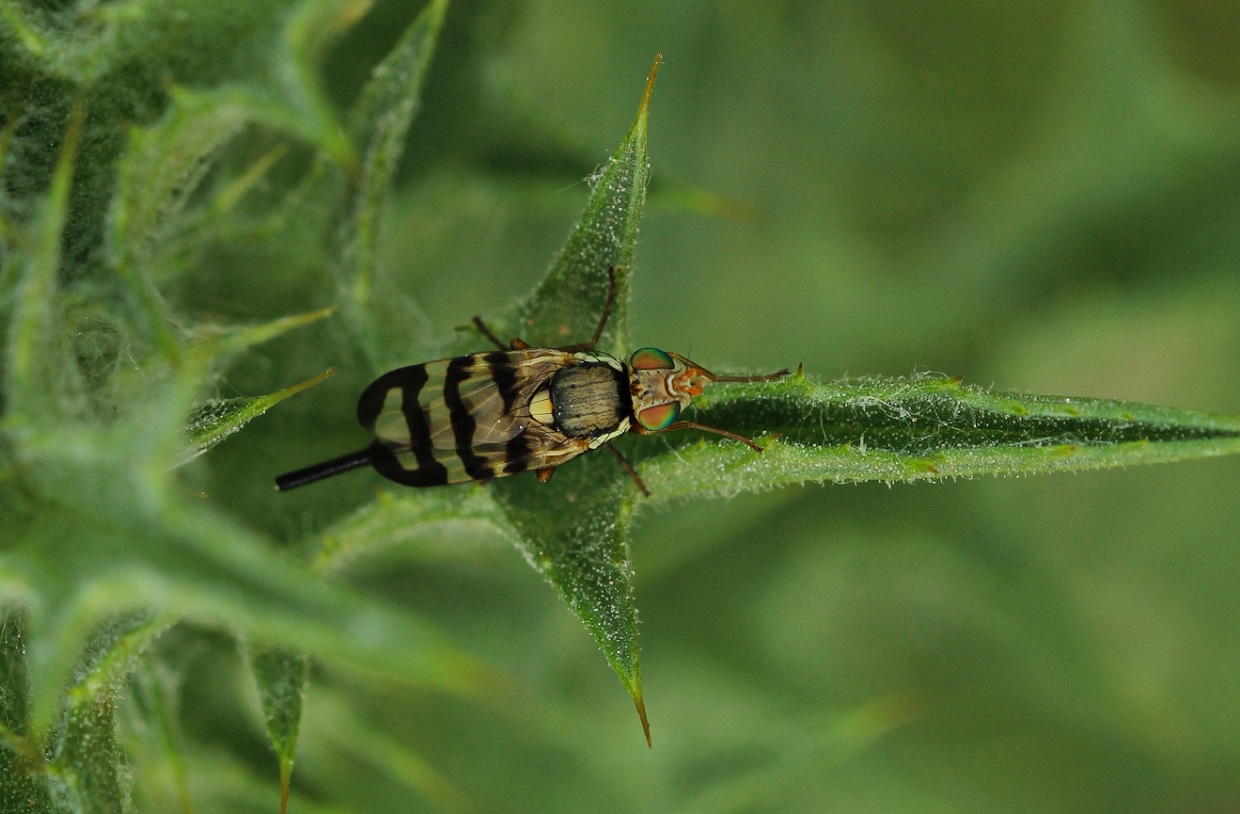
211,0,1240,811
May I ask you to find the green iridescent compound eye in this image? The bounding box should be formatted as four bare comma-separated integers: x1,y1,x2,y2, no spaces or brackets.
637,402,680,431
630,347,674,370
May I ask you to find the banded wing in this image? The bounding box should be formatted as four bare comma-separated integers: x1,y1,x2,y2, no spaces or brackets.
356,349,586,486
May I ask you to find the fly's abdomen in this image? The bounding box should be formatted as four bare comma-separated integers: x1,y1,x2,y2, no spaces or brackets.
550,363,632,440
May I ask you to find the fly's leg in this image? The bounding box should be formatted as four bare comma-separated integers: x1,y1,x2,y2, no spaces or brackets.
634,420,769,452
603,442,650,496
467,315,533,351
469,316,508,351
470,267,619,353
531,443,650,497
587,266,619,349
557,266,619,352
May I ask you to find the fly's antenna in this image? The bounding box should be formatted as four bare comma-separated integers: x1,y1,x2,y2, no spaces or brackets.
668,351,789,385
681,357,790,384
276,450,372,491
705,368,791,383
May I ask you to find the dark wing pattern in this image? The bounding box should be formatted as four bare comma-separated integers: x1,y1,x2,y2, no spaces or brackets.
356,349,587,486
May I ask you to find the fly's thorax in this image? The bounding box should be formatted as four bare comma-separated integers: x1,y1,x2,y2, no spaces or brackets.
547,354,632,442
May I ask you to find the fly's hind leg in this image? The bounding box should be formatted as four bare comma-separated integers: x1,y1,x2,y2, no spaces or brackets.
634,420,768,452
533,445,650,498
587,267,619,349
471,316,510,352
471,266,620,353
469,315,531,351
604,442,651,497
557,266,620,352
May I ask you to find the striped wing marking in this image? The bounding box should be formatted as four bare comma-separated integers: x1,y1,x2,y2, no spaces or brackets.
356,349,586,486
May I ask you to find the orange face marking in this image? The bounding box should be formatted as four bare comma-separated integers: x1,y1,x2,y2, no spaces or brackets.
675,368,705,397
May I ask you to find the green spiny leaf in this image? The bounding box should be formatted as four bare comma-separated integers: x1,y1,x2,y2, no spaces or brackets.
0,611,54,814
333,0,448,370
637,371,1240,501
56,691,125,813
301,686,468,811
109,80,345,367
314,487,506,574
49,612,173,814
4,98,84,425
247,645,308,814
178,308,334,464
111,89,249,273
109,88,254,364
3,334,483,739
0,1,301,85
485,55,662,745
63,613,175,714
124,661,191,814
196,306,336,362
181,368,335,466
502,57,661,355
9,492,492,737
0,610,31,741
262,0,372,168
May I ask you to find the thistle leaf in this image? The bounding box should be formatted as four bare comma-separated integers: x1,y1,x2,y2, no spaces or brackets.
486,55,662,745
637,372,1240,500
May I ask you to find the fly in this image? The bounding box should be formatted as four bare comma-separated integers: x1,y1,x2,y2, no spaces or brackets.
275,269,788,496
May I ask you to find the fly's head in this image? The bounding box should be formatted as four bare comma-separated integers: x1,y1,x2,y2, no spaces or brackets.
627,347,706,431
628,347,791,433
